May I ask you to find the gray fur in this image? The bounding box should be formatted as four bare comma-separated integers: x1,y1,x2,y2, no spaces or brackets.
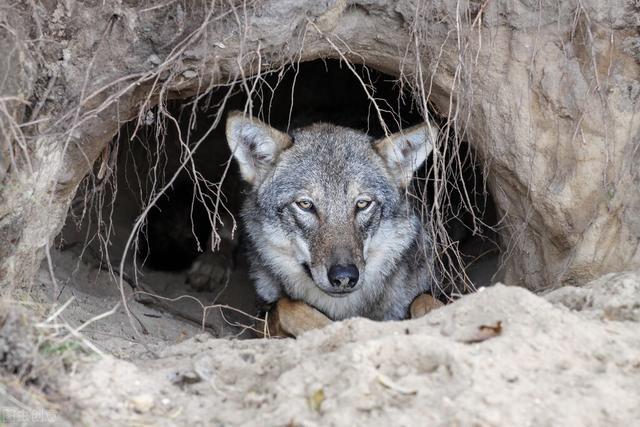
226,112,437,321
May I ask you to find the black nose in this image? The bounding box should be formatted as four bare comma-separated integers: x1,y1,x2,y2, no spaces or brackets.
327,264,359,289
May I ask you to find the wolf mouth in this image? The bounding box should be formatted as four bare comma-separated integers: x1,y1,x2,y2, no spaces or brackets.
323,290,354,298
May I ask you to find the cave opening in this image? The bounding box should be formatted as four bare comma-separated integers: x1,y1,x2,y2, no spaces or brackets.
55,59,500,342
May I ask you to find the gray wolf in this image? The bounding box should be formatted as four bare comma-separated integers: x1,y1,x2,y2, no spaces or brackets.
226,112,437,321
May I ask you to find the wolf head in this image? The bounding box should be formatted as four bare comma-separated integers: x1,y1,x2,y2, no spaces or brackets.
226,112,436,314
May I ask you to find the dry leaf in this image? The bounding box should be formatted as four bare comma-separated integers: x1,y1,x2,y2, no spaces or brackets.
461,321,503,344
309,388,325,411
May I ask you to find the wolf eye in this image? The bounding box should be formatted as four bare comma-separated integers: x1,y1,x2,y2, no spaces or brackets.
295,199,314,211
356,199,373,211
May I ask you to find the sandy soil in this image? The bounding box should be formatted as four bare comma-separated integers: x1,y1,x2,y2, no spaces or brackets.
27,250,640,426
30,247,258,359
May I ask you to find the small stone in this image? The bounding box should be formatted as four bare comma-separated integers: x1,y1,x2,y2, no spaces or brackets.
130,394,155,413
182,70,198,79
181,370,202,384
148,54,161,65
169,369,202,385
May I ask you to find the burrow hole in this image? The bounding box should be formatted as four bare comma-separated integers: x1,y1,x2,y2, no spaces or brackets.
56,59,500,343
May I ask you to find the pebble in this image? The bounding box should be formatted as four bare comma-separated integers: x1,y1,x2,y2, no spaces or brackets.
130,394,155,413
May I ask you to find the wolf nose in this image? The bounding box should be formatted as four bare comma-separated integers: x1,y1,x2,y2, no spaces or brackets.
328,264,359,289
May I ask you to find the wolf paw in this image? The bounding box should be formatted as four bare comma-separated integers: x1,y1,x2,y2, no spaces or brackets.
264,298,332,338
185,252,232,292
409,293,444,319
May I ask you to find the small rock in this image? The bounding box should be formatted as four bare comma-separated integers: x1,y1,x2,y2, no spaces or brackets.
130,394,155,413
182,70,198,79
181,370,202,384
169,369,202,385
183,49,203,59
148,54,162,65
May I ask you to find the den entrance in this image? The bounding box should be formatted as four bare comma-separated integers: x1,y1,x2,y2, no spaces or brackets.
54,59,499,346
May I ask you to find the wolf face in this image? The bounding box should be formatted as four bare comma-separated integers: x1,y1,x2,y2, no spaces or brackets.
226,112,436,320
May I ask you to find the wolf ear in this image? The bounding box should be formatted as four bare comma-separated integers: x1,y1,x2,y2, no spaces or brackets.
373,122,437,187
225,111,293,185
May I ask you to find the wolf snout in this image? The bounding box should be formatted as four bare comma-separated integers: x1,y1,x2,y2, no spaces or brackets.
327,264,359,290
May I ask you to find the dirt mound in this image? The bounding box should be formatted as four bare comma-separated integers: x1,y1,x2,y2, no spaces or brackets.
57,273,640,426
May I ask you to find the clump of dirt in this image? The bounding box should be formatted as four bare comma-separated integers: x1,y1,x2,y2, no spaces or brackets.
0,305,38,378
0,302,75,426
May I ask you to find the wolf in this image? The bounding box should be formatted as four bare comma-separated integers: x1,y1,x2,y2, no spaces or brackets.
225,111,438,321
